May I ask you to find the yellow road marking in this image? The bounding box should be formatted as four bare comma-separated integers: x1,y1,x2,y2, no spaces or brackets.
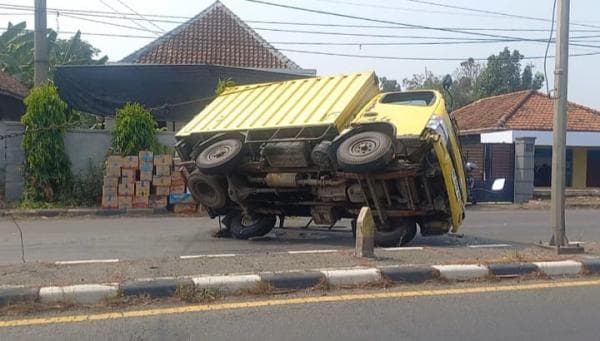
2,279,600,328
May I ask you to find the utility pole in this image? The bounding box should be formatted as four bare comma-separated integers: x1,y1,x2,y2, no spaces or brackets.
34,0,48,86
550,0,582,254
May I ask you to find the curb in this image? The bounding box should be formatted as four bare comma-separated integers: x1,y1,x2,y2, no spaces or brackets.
2,259,599,307
0,207,201,218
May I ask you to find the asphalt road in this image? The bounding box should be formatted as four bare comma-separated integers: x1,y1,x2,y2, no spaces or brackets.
1,279,599,340
0,209,598,264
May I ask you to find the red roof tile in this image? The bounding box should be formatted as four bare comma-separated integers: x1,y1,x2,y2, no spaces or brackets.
120,1,301,70
0,71,29,99
453,90,600,133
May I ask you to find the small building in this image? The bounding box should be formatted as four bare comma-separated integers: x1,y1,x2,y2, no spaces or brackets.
0,71,28,121
453,90,600,202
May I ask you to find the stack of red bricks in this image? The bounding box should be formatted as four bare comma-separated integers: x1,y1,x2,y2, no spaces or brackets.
101,151,197,211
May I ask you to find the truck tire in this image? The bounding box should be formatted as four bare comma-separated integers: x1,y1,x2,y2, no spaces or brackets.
195,138,244,174
187,171,227,209
228,211,277,240
336,131,394,173
374,219,417,247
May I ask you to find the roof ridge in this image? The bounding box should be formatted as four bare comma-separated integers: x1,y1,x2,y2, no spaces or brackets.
453,89,531,114
496,90,535,128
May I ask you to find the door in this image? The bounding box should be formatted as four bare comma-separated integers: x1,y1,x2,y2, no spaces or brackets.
587,150,600,187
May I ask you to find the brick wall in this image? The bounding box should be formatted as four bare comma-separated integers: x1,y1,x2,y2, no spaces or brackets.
488,144,514,180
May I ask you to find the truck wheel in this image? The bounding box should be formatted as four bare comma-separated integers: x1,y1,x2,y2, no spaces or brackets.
195,138,244,174
336,131,394,173
187,171,227,209
229,211,276,240
374,219,417,247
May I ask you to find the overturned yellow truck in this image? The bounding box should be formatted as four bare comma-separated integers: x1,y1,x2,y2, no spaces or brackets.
175,71,467,246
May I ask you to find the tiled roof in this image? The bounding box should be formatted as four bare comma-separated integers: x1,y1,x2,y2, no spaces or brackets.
120,1,301,70
0,71,29,99
453,90,600,133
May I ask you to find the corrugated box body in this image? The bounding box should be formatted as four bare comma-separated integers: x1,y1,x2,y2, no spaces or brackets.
121,168,136,180
176,72,379,137
149,196,167,208
154,155,173,166
135,181,151,197
170,183,186,194
153,176,171,186
154,185,170,196
132,196,149,208
102,185,118,196
103,176,119,187
122,156,139,169
138,150,153,163
102,193,118,209
139,161,154,173
155,165,171,177
172,203,198,214
107,156,124,169
105,166,121,178
118,196,133,209
118,182,135,196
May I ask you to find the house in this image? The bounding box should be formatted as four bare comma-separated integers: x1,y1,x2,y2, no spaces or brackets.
453,90,600,203
0,71,28,121
120,1,314,75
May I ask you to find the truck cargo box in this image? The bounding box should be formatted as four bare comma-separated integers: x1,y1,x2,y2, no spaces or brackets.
176,72,379,137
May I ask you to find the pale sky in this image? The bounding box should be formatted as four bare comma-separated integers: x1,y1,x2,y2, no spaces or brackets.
2,0,600,108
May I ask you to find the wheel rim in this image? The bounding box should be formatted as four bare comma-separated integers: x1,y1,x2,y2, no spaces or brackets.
205,143,234,162
348,138,379,157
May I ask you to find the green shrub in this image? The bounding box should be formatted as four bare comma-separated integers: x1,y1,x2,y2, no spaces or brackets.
21,82,72,203
68,160,103,207
112,103,160,155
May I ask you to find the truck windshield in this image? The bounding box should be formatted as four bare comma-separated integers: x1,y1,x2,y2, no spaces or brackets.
380,91,436,106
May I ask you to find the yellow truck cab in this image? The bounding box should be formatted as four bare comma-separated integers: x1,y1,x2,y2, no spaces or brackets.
176,71,467,246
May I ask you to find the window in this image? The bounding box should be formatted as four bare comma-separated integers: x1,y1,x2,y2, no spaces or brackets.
380,91,436,106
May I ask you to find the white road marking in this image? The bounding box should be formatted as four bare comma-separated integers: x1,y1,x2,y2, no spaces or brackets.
54,259,119,265
379,246,424,251
467,244,512,248
180,254,237,259
287,249,339,255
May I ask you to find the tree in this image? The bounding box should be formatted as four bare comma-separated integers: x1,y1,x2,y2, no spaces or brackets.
0,21,108,88
112,103,161,155
477,47,543,97
402,68,443,92
378,76,401,92
21,82,72,203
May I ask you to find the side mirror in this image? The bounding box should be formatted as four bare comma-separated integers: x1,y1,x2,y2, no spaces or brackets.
442,74,453,90
465,161,477,172
491,178,506,191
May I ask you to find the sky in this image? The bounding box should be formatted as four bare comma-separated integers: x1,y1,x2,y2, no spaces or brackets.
1,0,600,108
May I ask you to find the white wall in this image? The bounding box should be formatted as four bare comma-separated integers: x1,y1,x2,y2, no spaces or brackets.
480,130,600,147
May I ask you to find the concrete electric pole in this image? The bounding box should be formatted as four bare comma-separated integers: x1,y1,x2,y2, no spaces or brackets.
34,0,48,86
550,0,583,254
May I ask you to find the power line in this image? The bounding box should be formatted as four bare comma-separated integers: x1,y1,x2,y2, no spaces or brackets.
59,12,163,34
544,0,558,95
113,0,165,33
309,0,500,18
279,48,600,61
97,0,158,35
402,0,600,30
246,0,600,50
4,4,600,34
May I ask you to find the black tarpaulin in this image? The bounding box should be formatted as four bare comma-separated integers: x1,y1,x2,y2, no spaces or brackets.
54,64,309,122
